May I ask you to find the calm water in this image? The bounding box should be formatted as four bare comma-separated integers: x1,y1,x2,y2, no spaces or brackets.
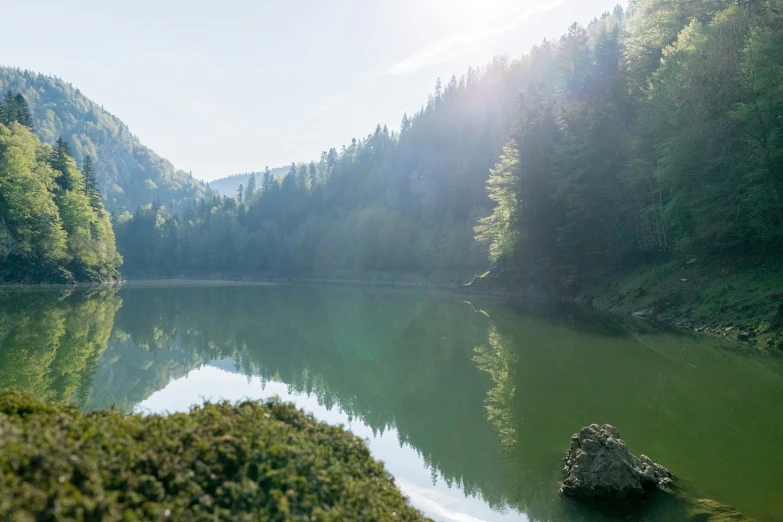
1,282,782,521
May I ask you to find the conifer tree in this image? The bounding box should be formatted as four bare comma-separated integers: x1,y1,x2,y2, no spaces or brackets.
307,161,317,190
401,114,411,133
3,90,17,125
13,94,33,130
51,137,74,191
296,163,308,190
261,167,273,193
327,148,338,167
245,173,257,202
82,155,102,210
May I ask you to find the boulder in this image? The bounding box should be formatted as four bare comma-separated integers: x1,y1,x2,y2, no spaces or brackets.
561,424,673,499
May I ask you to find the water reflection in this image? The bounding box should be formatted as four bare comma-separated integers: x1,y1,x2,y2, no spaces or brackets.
0,284,781,521
0,287,121,407
472,301,783,521
105,285,516,514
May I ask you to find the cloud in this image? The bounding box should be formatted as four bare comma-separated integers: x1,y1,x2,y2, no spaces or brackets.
379,0,564,78
395,478,494,522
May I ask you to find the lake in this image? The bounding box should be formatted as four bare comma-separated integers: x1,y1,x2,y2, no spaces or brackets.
1,282,781,521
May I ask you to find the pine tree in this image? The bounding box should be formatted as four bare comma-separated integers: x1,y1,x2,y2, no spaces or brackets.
51,137,74,191
295,163,307,191
13,94,34,130
261,167,273,193
307,161,317,190
327,148,338,167
447,74,458,96
401,114,411,133
82,155,102,210
237,184,244,203
245,173,257,201
3,90,17,125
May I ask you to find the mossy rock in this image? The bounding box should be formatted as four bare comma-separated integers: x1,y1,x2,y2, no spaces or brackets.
687,498,755,521
0,391,429,521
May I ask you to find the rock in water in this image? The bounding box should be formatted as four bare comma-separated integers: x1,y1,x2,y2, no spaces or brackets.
561,424,673,499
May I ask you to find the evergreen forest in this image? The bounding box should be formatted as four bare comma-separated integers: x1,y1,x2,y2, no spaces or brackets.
114,0,783,298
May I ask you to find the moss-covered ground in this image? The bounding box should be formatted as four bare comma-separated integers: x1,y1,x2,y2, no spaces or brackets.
0,392,429,521
586,258,783,351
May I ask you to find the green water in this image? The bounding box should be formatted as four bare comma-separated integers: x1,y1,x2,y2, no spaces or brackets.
0,282,781,522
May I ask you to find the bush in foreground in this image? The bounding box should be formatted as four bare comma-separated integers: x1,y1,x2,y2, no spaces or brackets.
0,392,429,521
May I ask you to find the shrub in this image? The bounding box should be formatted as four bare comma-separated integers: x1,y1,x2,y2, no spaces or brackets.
0,392,428,521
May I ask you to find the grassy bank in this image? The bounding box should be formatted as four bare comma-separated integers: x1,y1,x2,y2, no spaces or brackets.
585,259,783,351
0,392,428,521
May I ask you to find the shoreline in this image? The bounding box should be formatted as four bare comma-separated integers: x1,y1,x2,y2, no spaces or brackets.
7,269,781,352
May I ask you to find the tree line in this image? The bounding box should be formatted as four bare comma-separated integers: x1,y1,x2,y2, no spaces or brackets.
115,57,517,276
0,93,122,283
115,0,783,289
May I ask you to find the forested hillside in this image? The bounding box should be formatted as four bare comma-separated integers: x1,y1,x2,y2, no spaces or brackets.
116,0,783,321
115,56,520,275
0,68,205,212
0,94,122,283
207,167,289,196
479,0,783,290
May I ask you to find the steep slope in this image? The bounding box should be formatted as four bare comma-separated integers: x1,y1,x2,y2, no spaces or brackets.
0,121,122,283
0,67,205,212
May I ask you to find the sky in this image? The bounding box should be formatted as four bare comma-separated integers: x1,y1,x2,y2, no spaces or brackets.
0,0,622,181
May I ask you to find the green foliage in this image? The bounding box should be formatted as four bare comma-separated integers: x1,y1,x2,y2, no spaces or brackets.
0,391,428,521
0,121,122,283
0,122,67,266
1,91,34,130
0,67,205,212
106,0,783,294
82,155,102,210
2,90,17,125
480,0,783,290
0,288,121,405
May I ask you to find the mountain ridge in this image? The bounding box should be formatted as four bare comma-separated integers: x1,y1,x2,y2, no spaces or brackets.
0,66,205,212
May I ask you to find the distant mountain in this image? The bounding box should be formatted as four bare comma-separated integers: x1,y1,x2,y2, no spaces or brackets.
207,167,289,196
0,67,205,212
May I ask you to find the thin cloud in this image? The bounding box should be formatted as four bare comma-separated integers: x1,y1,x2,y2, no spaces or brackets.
395,478,491,522
378,0,564,78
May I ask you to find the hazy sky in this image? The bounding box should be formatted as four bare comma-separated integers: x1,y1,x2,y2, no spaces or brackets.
1,0,621,181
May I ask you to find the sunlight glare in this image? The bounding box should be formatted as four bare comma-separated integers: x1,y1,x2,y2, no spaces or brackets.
431,0,525,29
